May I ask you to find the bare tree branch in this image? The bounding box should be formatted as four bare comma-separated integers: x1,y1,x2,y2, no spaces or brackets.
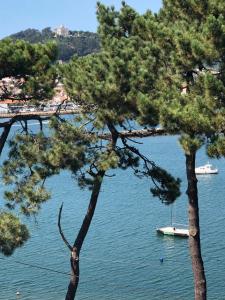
58,203,72,251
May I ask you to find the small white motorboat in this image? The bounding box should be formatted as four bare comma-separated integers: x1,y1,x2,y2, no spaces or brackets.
157,226,189,238
195,163,218,175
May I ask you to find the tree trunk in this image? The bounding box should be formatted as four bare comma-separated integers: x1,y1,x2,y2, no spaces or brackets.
65,122,117,300
65,170,105,300
65,247,80,300
0,124,12,156
186,152,207,300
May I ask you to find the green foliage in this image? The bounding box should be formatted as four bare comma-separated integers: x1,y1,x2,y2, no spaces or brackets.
10,28,48,43
61,51,139,125
9,28,100,61
148,166,181,205
1,118,99,215
179,135,204,155
0,212,29,256
2,121,181,210
0,39,58,102
0,39,57,79
2,134,53,215
97,3,164,126
0,38,59,255
207,136,225,158
153,0,225,155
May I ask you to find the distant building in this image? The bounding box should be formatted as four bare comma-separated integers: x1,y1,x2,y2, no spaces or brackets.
53,25,69,37
0,103,8,113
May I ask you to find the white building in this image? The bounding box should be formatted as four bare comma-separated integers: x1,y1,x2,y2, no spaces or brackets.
0,103,8,113
53,25,69,37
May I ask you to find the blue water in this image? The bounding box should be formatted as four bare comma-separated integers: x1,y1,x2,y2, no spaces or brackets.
0,124,225,300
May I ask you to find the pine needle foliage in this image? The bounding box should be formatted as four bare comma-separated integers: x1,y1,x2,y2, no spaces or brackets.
0,212,29,256
0,38,58,255
0,38,58,102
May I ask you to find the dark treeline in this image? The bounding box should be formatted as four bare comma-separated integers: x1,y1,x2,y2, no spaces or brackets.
8,27,100,61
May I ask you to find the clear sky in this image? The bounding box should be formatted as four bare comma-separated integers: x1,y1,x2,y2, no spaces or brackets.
0,0,162,39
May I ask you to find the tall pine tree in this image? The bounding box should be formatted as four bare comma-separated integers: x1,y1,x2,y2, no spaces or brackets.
156,1,225,299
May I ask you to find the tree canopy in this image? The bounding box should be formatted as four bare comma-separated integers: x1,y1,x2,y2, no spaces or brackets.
0,38,58,255
154,1,225,299
0,38,58,102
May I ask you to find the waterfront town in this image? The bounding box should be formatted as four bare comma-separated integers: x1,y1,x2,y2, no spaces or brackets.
0,77,78,115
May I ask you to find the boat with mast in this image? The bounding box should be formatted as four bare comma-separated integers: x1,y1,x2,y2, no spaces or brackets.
156,206,189,238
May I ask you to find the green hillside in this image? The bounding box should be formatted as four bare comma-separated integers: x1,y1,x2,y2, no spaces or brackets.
9,27,100,61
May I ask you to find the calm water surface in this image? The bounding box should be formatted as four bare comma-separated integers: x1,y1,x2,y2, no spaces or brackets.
0,124,225,300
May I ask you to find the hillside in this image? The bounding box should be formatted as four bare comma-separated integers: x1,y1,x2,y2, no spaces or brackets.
9,27,100,61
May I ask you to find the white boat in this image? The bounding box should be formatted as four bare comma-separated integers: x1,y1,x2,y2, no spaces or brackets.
156,205,189,238
195,163,218,175
157,226,189,237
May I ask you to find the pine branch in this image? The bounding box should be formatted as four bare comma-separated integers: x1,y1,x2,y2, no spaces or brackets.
58,203,72,251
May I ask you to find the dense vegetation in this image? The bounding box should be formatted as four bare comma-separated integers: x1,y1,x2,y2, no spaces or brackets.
9,27,100,61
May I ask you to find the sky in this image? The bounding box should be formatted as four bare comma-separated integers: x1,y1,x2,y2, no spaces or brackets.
0,0,162,39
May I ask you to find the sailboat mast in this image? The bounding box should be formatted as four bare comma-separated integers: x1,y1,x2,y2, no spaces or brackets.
171,205,173,226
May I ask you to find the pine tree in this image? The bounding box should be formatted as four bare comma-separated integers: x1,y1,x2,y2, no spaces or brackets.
0,39,57,255
1,6,181,299
154,1,225,299
98,2,225,299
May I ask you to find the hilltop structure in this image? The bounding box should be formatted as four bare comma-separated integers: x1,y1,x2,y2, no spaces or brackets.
53,25,70,37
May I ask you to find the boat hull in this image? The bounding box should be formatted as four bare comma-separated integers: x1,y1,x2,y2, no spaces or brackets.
195,164,218,175
195,170,218,175
156,226,189,238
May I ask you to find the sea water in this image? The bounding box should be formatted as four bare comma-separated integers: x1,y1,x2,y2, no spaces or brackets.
0,124,225,300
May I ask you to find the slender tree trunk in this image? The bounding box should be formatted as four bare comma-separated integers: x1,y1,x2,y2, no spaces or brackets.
65,170,105,300
65,247,80,300
64,122,117,300
0,124,12,155
186,152,207,300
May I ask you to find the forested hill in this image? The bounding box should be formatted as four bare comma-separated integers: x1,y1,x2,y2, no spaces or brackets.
9,27,100,61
